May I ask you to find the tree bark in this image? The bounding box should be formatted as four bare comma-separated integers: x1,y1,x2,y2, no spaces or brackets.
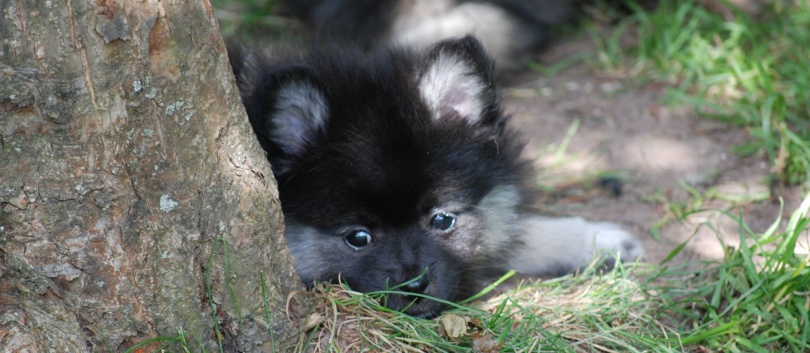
0,0,307,351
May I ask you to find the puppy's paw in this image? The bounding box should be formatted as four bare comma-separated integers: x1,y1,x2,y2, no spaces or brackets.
508,217,644,276
585,220,644,271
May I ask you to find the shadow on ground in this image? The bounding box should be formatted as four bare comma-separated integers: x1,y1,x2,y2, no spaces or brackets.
505,37,807,268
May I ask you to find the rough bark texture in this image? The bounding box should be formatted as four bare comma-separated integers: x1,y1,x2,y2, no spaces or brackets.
0,0,308,351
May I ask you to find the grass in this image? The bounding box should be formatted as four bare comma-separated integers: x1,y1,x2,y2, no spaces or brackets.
589,0,810,186
659,195,810,352
124,1,810,351
283,194,809,352
137,194,809,351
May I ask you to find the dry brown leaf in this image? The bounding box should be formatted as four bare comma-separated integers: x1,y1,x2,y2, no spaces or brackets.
472,333,503,353
302,312,324,332
438,313,469,340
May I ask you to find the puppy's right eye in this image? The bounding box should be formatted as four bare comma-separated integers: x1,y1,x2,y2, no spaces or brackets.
430,212,456,233
345,229,373,250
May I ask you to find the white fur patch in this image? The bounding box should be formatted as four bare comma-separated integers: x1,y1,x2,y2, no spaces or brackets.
270,82,328,155
391,3,519,66
418,50,487,124
508,216,644,275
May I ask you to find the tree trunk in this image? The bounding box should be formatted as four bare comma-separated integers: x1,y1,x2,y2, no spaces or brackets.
0,0,308,351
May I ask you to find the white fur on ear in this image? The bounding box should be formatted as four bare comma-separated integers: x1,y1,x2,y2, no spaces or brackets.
418,51,489,124
270,81,328,156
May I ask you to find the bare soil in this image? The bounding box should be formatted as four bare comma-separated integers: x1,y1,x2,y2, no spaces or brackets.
504,38,808,267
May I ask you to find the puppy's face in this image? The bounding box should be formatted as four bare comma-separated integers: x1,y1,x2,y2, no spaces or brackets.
284,182,523,317
241,36,526,316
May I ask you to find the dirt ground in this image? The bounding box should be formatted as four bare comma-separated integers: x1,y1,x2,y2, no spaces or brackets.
504,38,808,268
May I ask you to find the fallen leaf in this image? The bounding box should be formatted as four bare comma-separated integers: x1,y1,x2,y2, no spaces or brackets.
303,312,324,331
473,333,503,353
438,313,468,340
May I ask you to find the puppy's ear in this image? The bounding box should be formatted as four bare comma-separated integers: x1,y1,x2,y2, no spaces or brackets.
250,66,328,174
417,35,500,127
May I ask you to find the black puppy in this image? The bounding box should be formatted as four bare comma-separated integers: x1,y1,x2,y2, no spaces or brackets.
229,36,642,318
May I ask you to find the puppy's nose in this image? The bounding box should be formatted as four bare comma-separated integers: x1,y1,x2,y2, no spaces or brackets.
402,275,429,296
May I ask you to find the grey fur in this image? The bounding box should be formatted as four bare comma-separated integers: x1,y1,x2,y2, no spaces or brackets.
229,35,643,317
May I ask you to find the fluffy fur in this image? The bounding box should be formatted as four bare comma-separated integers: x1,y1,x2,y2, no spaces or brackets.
229,36,642,318
281,0,579,73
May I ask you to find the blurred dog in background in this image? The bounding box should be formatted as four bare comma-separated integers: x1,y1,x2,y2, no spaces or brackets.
280,0,581,74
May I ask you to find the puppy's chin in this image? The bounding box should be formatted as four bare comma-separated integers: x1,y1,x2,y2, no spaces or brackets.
355,271,461,319
387,295,449,319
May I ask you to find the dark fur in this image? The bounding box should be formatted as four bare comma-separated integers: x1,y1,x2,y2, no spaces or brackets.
229,36,643,318
279,0,580,73
230,37,531,317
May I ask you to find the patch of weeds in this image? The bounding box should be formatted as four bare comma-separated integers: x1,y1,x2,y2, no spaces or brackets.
295,272,573,352
502,193,809,352
642,182,708,241
481,264,672,352
293,259,670,352
592,0,810,185
643,178,770,241
649,193,810,352
296,192,809,352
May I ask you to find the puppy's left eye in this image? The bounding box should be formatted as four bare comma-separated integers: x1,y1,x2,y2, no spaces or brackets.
430,212,456,233
344,229,373,250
